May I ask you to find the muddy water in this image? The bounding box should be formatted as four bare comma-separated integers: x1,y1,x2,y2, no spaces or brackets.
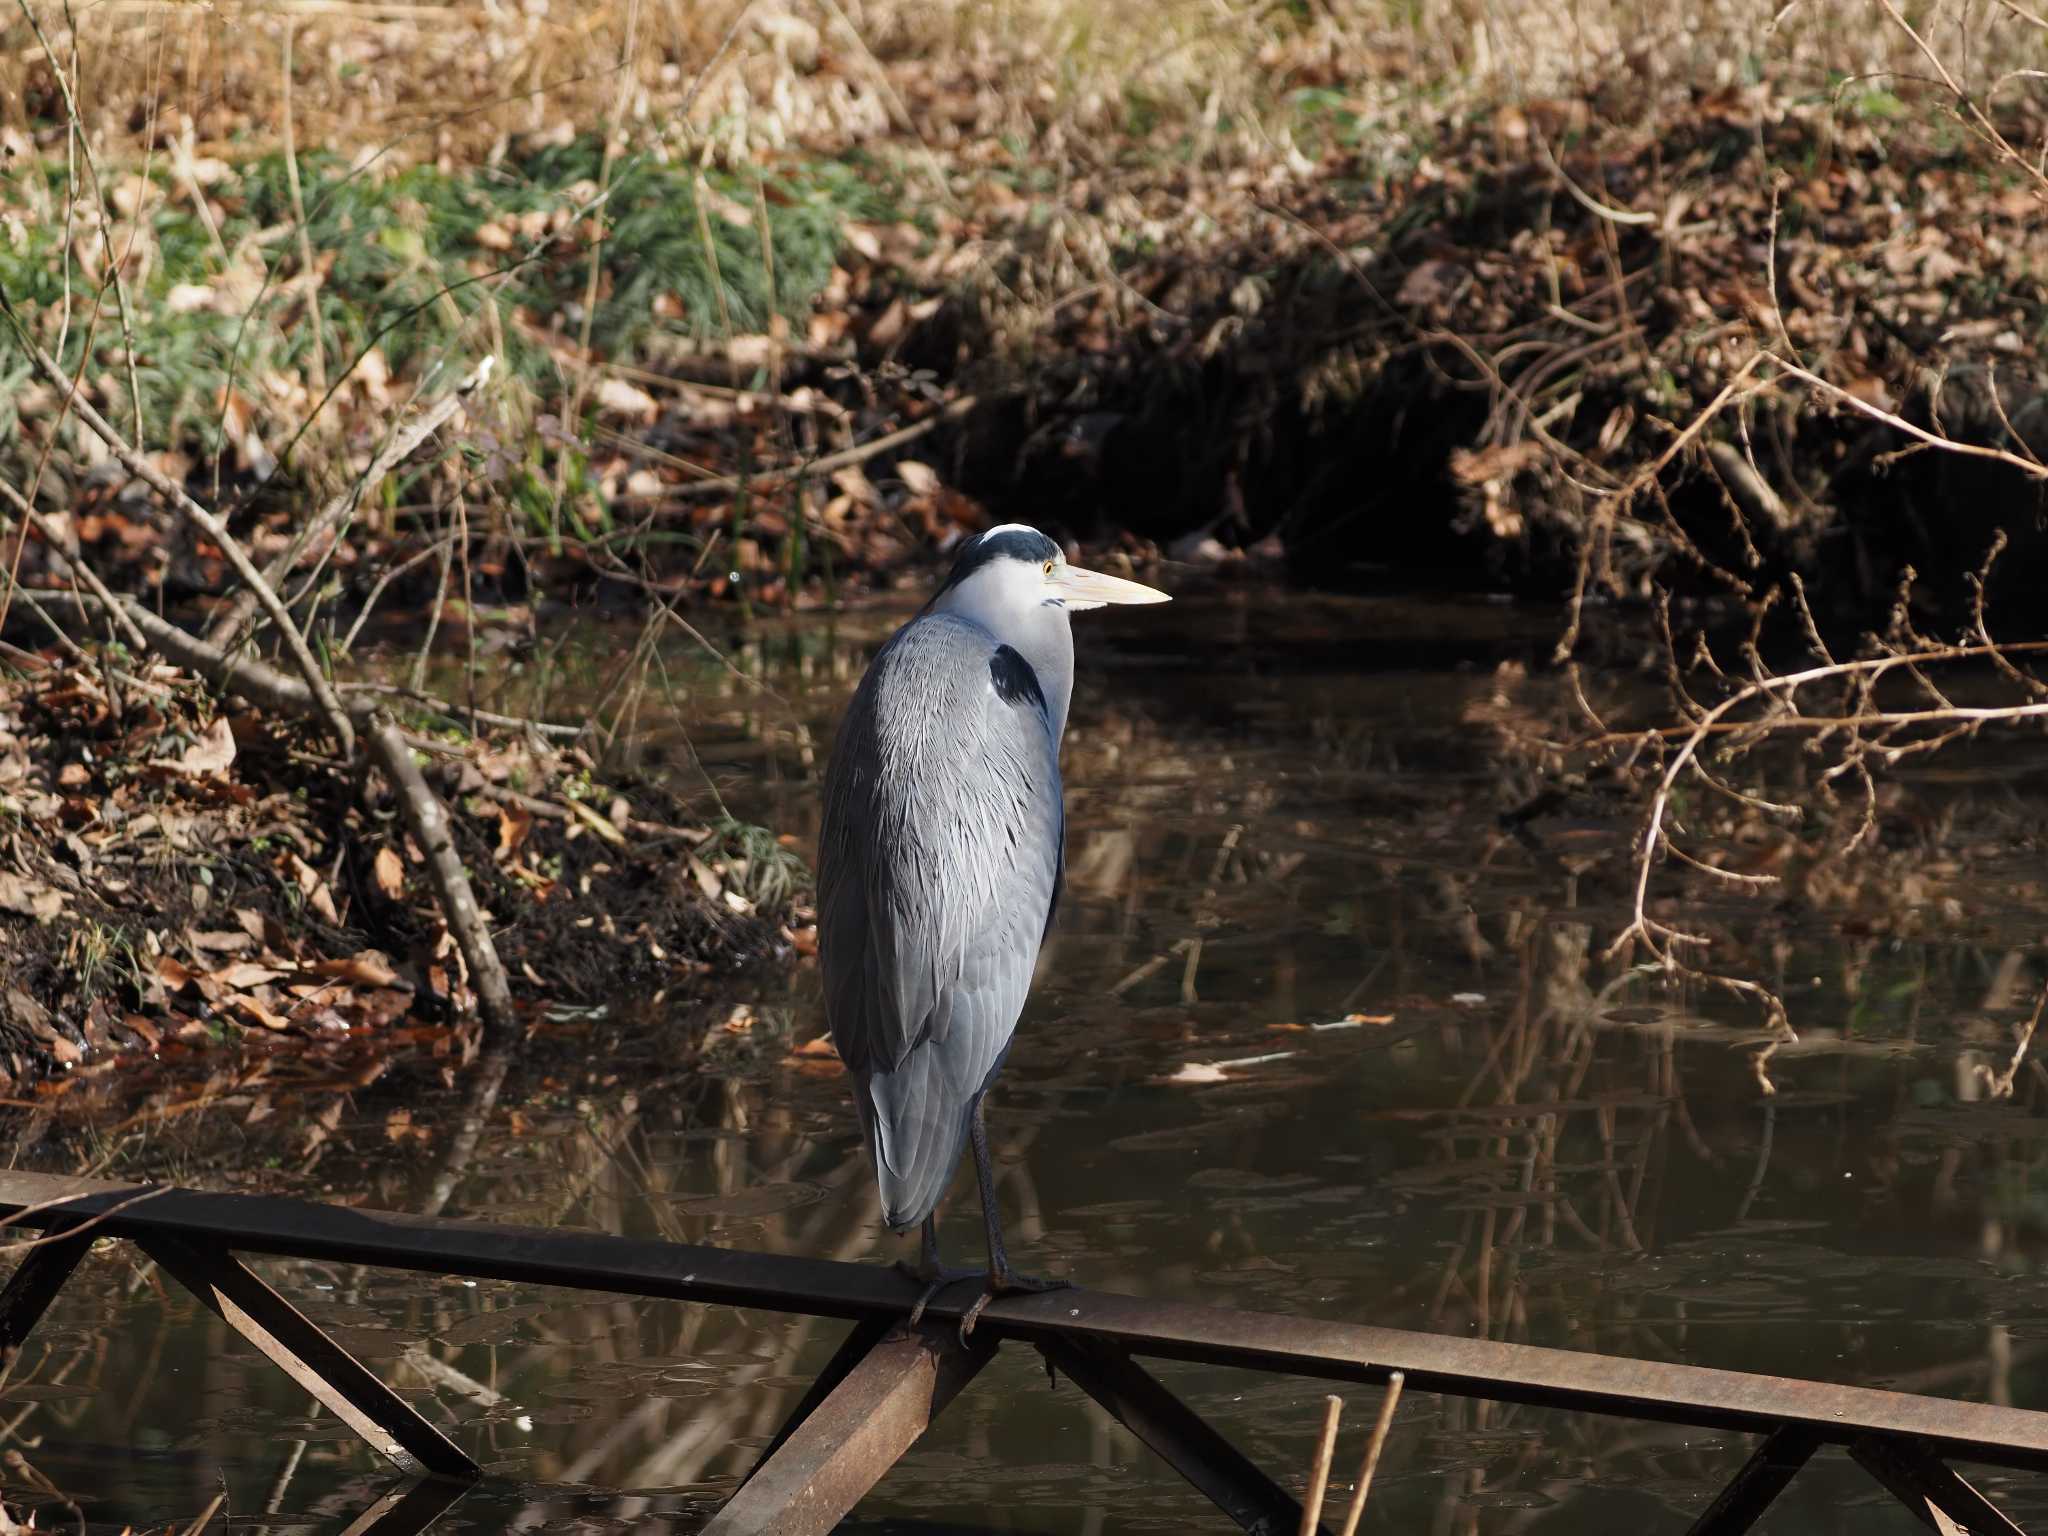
11,587,2048,1533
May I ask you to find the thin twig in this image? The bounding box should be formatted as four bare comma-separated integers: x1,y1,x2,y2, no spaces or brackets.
1338,1371,1404,1536
623,395,979,505
207,355,495,648
0,295,357,755
1299,1394,1342,1536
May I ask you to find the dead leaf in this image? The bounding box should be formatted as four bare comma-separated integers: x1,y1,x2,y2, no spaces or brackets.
282,851,341,925
0,871,63,921
373,846,405,899
179,716,236,778
210,961,288,990
307,950,401,988
897,459,941,495
594,375,659,419
232,992,290,1030
188,929,254,954
496,800,535,863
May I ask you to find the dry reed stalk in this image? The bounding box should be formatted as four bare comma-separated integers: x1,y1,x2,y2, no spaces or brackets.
1337,1370,1405,1536
1299,1393,1343,1536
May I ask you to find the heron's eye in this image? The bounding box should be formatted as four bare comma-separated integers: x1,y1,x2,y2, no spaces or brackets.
1043,560,1055,576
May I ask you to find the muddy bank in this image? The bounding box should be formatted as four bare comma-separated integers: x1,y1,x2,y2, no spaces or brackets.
879,102,2048,622
0,649,804,1086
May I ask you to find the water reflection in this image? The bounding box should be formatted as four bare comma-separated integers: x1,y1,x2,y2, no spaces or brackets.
8,589,2048,1531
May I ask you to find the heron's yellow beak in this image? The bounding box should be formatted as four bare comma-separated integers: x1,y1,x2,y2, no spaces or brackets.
1046,563,1170,610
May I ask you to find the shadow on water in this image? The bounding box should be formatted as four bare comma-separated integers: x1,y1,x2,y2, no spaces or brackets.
11,586,2048,1531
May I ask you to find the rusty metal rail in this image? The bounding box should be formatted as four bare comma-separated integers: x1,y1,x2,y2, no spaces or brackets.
0,1169,2040,1535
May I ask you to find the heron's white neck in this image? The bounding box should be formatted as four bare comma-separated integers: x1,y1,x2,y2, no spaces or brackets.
932,560,1075,741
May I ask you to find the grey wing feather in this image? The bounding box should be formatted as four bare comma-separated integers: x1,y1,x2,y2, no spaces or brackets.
817,614,1064,1228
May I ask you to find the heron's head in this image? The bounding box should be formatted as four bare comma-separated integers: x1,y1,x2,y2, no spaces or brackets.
929,524,1169,621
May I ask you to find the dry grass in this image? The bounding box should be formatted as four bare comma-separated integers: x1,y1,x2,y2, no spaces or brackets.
14,0,2032,173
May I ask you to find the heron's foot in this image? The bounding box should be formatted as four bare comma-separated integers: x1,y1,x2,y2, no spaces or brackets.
895,1259,981,1329
958,1267,1071,1341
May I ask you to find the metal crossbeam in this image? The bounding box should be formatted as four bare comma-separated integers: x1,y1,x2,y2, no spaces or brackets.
334,1477,473,1536
1852,1435,2029,1536
703,1321,994,1536
1685,1427,1821,1536
137,1232,477,1479
1039,1335,1315,1536
0,1224,94,1363
739,1315,896,1486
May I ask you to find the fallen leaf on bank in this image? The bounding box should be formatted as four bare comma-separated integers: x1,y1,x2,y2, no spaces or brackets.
0,871,63,920
595,376,659,420
179,716,236,778
230,992,289,1030
373,846,406,899
307,950,401,988
281,851,341,925
189,928,254,954
496,800,534,862
209,961,288,990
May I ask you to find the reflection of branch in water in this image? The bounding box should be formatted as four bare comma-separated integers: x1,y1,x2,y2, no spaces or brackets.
1733,1100,1775,1227
1977,977,2047,1101
417,1047,514,1218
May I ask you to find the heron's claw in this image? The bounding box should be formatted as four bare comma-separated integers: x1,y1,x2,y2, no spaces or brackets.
957,1267,1071,1343
895,1258,979,1330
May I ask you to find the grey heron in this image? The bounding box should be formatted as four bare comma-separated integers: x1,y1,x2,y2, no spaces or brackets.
818,524,1169,1331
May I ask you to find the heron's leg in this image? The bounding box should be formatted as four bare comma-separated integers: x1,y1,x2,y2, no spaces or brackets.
960,1095,1067,1339
899,1215,978,1328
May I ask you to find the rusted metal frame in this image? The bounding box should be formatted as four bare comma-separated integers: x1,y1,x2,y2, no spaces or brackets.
136,1232,477,1480
965,1288,2048,1474
0,1170,913,1324
7,1172,2048,1478
1851,1434,2030,1536
737,1314,895,1490
0,1222,94,1362
701,1320,997,1536
1682,1426,1822,1536
1037,1334,1316,1536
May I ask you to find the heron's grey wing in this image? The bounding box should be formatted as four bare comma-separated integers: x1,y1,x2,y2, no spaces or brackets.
817,618,1063,1227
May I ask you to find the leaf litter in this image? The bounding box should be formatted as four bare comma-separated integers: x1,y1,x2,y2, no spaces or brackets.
0,651,802,1090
